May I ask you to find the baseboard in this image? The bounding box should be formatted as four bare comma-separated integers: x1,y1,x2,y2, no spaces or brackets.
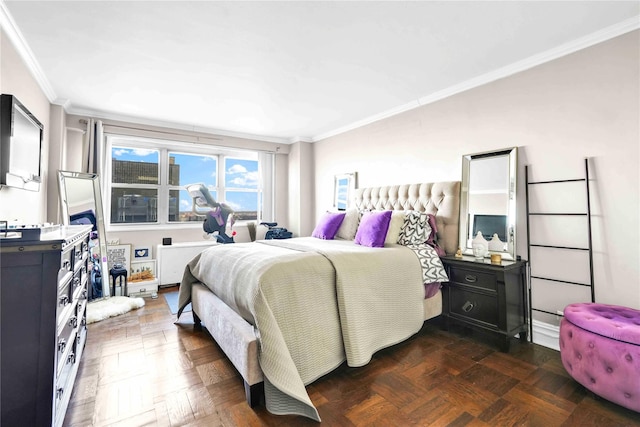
531,319,560,351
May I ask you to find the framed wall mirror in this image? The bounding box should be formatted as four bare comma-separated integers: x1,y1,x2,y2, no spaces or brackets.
459,147,518,260
58,170,110,300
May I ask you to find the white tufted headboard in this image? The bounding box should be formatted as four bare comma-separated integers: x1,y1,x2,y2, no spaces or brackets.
353,182,461,255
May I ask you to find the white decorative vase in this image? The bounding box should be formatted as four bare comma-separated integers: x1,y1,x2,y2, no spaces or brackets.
488,233,504,252
471,231,488,259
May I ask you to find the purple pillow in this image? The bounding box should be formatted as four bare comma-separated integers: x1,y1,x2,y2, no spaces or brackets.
426,213,438,243
312,212,346,240
354,210,392,247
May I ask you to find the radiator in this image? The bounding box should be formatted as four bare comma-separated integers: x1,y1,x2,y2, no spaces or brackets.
156,241,218,286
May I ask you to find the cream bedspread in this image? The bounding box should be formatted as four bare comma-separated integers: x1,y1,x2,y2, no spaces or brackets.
177,237,426,421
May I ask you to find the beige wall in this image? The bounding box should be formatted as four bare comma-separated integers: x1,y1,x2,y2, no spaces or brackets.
313,31,640,311
0,28,51,224
288,141,315,236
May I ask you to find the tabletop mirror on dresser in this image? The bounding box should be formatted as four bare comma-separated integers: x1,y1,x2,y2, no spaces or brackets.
441,147,528,352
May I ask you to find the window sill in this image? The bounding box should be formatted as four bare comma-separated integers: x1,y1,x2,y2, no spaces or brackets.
106,222,203,232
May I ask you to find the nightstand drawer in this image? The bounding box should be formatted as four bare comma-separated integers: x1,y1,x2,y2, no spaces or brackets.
448,286,498,328
449,267,496,291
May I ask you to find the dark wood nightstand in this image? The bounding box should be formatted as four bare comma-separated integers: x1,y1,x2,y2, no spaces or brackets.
441,255,528,352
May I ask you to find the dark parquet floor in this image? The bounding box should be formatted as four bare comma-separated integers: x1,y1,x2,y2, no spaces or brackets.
64,287,640,426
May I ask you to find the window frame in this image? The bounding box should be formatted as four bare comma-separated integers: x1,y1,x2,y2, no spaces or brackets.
105,134,262,230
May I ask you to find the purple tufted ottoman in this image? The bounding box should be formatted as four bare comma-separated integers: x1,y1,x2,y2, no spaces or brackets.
559,302,640,412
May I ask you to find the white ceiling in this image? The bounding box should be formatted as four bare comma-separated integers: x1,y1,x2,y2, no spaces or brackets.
2,1,639,143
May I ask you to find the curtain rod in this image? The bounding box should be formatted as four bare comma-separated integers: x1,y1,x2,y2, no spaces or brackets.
79,119,283,154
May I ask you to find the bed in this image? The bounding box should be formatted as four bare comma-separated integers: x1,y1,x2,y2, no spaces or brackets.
176,181,460,421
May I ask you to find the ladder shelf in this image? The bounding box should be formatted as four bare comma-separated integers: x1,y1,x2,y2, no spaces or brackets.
525,158,595,341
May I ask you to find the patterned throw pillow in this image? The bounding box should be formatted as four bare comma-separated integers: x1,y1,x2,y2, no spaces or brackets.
405,243,449,283
397,210,432,245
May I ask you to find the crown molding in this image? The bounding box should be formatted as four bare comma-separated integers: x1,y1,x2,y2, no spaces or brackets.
312,16,640,142
0,1,57,102
288,136,315,144
65,105,293,145
311,100,421,142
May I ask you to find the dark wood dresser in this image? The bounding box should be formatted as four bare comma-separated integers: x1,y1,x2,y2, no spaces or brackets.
441,255,528,352
1,225,91,427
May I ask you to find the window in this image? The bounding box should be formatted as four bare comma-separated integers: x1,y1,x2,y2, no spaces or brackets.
110,147,159,224
169,152,218,222
106,135,266,227
224,157,259,221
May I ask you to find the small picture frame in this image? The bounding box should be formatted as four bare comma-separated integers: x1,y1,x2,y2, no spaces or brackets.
334,172,357,211
133,246,150,259
129,260,157,283
106,244,131,274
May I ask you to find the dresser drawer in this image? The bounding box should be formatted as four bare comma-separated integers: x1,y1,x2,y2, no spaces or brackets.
71,267,88,302
60,247,73,272
56,278,72,323
56,304,78,377
448,286,499,328
72,239,88,271
449,266,496,291
54,331,79,412
77,298,87,327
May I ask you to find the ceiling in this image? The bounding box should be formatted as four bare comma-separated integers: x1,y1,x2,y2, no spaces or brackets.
2,1,638,143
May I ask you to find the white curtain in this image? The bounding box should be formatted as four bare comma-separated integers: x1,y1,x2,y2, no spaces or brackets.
259,151,275,222
82,118,107,218
83,119,105,175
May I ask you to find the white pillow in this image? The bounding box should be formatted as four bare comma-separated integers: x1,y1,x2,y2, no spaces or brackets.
335,208,360,240
384,210,406,244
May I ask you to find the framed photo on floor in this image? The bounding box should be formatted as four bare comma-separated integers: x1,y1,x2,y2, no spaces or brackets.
106,244,131,273
133,246,151,259
130,260,157,282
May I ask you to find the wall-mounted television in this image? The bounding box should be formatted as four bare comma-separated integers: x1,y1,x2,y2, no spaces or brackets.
472,214,508,242
0,94,44,191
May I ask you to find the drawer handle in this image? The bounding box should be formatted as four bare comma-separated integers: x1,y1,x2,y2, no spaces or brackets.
67,352,76,364
464,274,477,283
58,338,66,353
462,301,474,312
62,260,71,271
69,316,78,328
59,295,69,306
56,387,64,400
